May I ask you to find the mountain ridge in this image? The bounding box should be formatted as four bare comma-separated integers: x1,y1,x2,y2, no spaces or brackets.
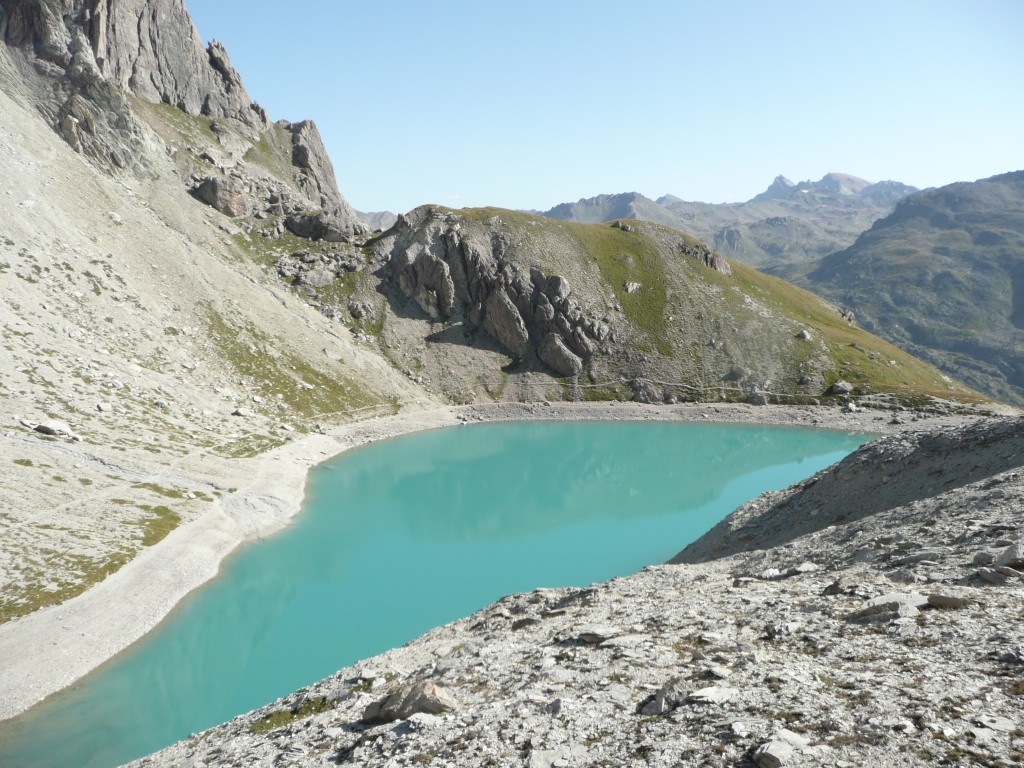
541,173,920,271
795,170,1024,406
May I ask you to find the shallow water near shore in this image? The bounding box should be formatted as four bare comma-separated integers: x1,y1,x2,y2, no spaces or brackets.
0,421,868,768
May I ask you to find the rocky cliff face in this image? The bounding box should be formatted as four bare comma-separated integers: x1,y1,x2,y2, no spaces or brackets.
0,0,364,238
3,0,264,126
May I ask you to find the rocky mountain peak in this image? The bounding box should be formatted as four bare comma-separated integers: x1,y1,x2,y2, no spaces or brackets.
2,0,267,128
1,0,365,238
752,174,796,201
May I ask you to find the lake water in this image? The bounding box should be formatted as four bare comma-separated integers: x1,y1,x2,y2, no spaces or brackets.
0,421,868,767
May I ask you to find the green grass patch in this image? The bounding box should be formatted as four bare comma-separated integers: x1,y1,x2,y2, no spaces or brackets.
204,305,381,422
134,504,181,547
250,697,333,735
726,262,986,402
132,481,186,499
563,222,672,355
0,549,134,624
13,458,33,467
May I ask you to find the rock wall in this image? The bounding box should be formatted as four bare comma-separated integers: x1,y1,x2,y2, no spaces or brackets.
3,0,266,127
383,207,613,377
2,0,365,239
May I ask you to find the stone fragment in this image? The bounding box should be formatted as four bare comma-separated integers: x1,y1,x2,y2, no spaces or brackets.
686,686,736,704
576,625,620,645
977,567,1008,585
640,678,688,716
973,549,1000,566
361,681,455,724
927,592,972,609
753,728,814,766
34,420,74,438
995,540,1024,569
847,592,927,621
754,740,794,768
893,547,950,565
538,333,584,377
829,380,854,395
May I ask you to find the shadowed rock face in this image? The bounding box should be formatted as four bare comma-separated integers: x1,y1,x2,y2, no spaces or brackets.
3,0,265,127
800,171,1024,407
383,207,614,373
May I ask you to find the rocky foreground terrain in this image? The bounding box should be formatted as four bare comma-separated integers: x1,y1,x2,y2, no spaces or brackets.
130,416,1024,768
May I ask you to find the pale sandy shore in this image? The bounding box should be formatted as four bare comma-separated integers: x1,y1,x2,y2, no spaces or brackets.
0,400,1006,722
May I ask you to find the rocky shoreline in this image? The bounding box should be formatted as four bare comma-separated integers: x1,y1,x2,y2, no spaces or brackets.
124,408,1024,768
0,400,1008,725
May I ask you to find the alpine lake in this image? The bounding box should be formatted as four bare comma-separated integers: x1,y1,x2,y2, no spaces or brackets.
0,420,870,767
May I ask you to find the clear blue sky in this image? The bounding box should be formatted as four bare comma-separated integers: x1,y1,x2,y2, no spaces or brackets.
186,0,1023,214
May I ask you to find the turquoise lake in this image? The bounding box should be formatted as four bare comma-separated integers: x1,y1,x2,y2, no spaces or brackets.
0,421,868,767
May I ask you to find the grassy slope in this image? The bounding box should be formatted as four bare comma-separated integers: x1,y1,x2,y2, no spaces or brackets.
411,207,983,406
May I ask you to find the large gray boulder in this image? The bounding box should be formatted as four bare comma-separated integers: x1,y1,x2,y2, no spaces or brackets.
538,333,583,376
191,175,246,218
361,681,455,725
484,289,530,357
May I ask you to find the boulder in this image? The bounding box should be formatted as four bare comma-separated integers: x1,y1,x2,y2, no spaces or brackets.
538,333,583,377
640,678,688,716
545,275,572,301
829,380,854,395
34,420,74,437
191,176,246,218
361,681,455,725
300,267,334,289
285,213,352,243
483,290,529,356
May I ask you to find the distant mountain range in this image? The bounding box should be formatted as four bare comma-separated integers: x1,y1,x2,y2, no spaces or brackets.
794,171,1024,406
540,173,919,272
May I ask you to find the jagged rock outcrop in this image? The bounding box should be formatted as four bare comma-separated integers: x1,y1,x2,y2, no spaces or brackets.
3,0,266,128
1,0,365,239
538,332,583,376
381,207,610,371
